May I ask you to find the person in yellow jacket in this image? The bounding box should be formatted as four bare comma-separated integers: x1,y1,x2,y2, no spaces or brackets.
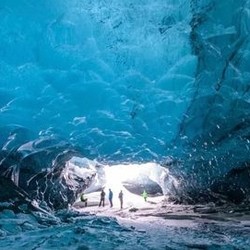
142,190,148,202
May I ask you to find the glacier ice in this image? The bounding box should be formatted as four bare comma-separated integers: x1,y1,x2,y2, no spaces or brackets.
0,0,250,211
1,1,250,250
67,157,179,197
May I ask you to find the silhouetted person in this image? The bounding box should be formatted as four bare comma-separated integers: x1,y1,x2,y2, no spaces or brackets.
118,190,123,209
108,189,113,207
99,189,106,207
80,193,88,207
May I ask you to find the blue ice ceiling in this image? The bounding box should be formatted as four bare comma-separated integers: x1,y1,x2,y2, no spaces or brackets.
0,0,196,160
0,0,250,199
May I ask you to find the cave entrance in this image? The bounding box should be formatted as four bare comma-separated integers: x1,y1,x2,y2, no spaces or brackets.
82,162,170,208
68,157,175,208
104,163,165,196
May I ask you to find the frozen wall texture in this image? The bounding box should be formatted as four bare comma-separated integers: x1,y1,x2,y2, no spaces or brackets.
0,0,250,204
171,0,250,202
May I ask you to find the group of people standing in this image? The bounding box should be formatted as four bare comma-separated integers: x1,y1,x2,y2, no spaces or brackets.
99,189,123,209
81,188,148,209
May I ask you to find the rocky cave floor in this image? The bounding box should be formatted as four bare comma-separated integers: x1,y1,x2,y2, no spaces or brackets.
72,192,250,249
0,193,250,250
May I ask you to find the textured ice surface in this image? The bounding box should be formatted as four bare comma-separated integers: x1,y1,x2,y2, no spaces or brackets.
0,201,250,250
0,0,194,160
0,0,250,213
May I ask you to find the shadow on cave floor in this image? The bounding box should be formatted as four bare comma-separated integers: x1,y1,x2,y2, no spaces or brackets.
73,191,250,227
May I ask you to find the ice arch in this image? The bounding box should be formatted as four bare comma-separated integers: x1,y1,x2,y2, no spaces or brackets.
0,0,249,205
66,157,179,198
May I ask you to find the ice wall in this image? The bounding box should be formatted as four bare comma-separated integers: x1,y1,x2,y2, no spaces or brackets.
0,0,250,203
170,0,250,201
0,0,195,161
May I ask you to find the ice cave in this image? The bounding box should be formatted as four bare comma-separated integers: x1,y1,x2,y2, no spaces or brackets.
0,0,250,249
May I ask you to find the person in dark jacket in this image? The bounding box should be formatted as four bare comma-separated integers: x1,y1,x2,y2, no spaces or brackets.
108,189,113,207
80,193,88,207
99,189,106,207
118,190,123,209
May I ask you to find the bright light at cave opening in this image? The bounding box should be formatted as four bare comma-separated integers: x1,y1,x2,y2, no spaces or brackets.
104,164,143,190
67,157,177,207
102,162,168,207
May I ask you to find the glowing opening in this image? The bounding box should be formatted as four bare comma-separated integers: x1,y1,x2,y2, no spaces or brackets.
67,157,179,208
102,163,168,207
104,162,167,194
